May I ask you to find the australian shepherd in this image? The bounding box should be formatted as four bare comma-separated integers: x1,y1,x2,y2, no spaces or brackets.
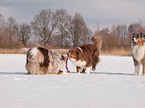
26,47,66,75
67,36,102,74
132,33,145,76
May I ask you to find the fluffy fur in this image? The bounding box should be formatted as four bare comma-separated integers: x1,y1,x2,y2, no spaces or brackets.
132,34,145,76
68,36,102,74
26,47,65,75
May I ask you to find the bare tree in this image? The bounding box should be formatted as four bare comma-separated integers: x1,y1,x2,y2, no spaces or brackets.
17,23,31,46
109,24,118,49
0,13,5,48
0,13,5,26
31,9,57,45
116,24,127,47
81,28,92,44
68,13,91,47
55,9,71,48
128,23,142,34
94,23,101,37
7,16,17,48
101,28,109,50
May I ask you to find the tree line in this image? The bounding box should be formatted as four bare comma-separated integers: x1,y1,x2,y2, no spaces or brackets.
0,9,92,49
95,21,144,50
0,9,145,50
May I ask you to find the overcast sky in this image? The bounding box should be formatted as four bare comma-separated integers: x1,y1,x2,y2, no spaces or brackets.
0,0,145,32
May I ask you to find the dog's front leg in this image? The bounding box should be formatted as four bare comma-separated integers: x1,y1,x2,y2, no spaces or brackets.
134,60,140,76
76,66,81,73
142,58,145,76
142,65,145,76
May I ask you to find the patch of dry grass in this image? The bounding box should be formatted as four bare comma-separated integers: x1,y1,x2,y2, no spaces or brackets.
101,48,132,56
51,49,69,55
0,48,132,56
0,48,69,55
0,49,28,54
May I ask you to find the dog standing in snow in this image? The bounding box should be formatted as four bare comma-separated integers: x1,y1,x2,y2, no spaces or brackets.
132,33,145,76
26,47,66,75
67,36,102,74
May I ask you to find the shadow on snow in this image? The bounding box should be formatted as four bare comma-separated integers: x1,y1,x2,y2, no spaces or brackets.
93,72,134,76
0,71,134,76
0,72,27,75
69,71,134,76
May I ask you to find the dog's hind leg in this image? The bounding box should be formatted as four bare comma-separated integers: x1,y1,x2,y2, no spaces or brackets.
86,67,90,74
92,56,100,71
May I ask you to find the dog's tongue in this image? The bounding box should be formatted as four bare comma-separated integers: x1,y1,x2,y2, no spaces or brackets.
67,55,70,58
133,42,138,46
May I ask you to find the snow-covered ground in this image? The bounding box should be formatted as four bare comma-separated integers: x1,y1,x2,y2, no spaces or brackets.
0,54,145,108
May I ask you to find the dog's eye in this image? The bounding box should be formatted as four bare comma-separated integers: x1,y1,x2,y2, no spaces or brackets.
136,34,139,38
140,33,143,37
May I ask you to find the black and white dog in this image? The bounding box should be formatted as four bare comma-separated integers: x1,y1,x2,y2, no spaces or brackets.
26,47,66,75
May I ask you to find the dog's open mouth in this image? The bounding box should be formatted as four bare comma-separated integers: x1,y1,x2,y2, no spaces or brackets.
133,41,140,46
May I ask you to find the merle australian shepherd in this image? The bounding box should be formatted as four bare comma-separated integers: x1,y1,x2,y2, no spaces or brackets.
132,33,145,76
67,36,102,74
26,47,66,75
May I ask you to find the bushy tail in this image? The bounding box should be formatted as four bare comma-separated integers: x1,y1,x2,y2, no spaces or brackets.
91,36,102,50
26,47,44,63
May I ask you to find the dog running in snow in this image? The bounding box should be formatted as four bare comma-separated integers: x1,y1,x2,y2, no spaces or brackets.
26,47,66,75
132,33,145,76
67,36,102,74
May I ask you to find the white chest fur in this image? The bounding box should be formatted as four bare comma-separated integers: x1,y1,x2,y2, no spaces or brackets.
132,44,145,62
69,58,86,67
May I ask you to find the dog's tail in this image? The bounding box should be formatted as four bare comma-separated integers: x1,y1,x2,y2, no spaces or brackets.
26,47,45,64
91,36,102,50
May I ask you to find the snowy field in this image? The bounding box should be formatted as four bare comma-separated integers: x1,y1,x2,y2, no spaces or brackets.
0,54,145,108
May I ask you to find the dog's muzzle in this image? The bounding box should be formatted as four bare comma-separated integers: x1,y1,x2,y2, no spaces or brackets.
133,41,140,46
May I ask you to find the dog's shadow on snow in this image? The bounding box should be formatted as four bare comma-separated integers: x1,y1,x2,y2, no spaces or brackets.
91,72,134,76
0,72,27,75
0,72,134,76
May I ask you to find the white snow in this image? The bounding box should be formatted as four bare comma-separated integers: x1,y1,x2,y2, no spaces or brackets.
0,54,145,108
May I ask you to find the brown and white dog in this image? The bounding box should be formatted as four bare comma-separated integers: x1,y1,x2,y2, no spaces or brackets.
26,47,66,75
132,33,145,76
67,36,102,74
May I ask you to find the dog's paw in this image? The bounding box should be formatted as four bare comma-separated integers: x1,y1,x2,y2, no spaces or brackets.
134,73,139,76
57,70,63,75
92,67,96,71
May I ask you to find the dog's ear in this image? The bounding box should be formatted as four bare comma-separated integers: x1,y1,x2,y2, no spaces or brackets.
60,55,67,61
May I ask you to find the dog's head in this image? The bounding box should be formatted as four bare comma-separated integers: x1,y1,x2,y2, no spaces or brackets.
67,48,82,60
132,33,145,46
